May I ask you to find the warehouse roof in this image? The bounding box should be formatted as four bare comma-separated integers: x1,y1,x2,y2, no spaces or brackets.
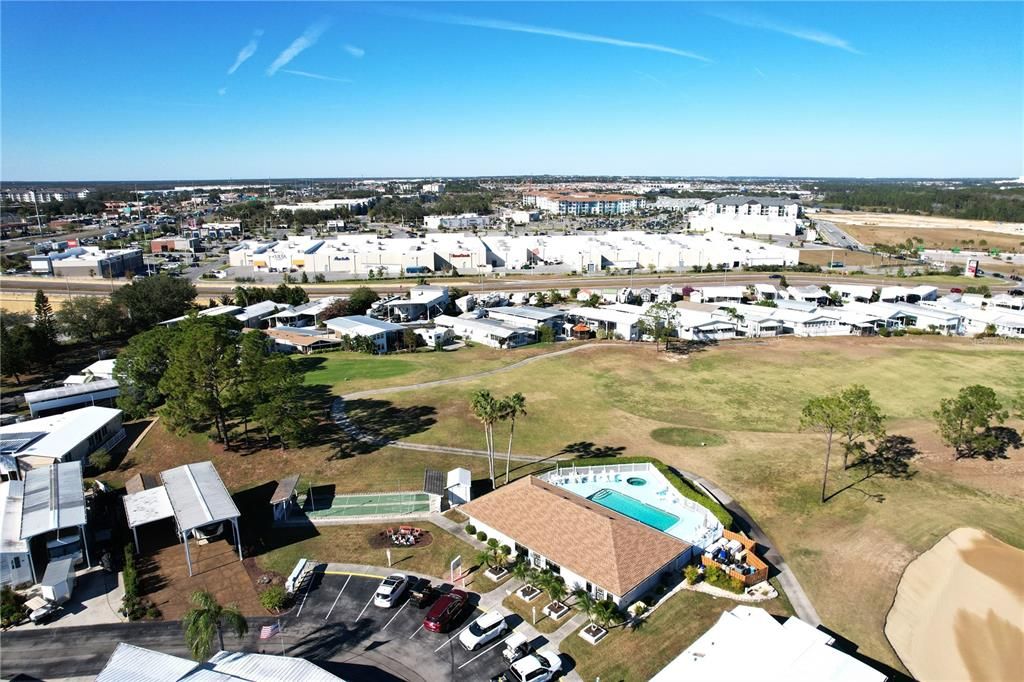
160,461,239,533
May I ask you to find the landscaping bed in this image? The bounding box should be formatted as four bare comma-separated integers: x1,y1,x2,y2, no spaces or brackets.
501,594,567,634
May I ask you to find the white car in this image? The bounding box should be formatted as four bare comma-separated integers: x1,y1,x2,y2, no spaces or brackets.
211,270,228,279
458,610,509,650
502,649,562,682
373,573,408,607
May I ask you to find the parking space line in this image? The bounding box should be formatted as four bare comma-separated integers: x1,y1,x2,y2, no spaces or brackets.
355,590,377,622
434,621,475,653
325,574,352,620
408,624,424,640
324,570,384,579
295,575,315,618
381,600,409,631
458,633,510,670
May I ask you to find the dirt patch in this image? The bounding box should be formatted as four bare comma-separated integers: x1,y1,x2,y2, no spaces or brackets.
139,537,264,619
885,528,1024,682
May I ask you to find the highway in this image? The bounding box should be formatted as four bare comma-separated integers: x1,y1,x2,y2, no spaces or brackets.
1,269,1016,300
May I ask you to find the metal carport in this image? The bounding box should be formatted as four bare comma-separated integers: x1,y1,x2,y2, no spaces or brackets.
19,462,90,583
159,461,242,577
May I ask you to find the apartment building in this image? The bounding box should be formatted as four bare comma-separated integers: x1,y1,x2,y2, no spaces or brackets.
523,191,646,215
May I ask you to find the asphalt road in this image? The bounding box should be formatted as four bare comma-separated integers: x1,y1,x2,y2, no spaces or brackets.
1,270,1014,298
813,219,869,251
0,573,548,682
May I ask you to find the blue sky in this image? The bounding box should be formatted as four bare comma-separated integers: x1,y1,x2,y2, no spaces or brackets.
2,2,1021,180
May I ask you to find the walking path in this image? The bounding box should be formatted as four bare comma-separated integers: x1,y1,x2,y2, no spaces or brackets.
676,467,821,625
341,342,609,401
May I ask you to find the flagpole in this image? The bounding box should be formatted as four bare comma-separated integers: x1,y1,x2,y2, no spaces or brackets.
278,618,286,656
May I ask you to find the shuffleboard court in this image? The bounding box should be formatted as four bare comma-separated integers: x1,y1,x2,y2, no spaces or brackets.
307,491,432,518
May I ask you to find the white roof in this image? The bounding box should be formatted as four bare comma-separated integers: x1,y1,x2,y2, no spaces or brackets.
20,462,87,539
435,314,532,339
23,379,120,406
97,644,345,682
97,643,200,682
565,306,641,326
123,486,175,529
324,315,403,336
447,467,472,486
64,359,117,385
0,481,27,554
694,285,747,299
236,300,285,322
160,461,240,533
488,305,564,322
197,651,343,681
651,606,887,682
0,406,121,462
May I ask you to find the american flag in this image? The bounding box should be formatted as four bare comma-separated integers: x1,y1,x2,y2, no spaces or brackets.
259,623,280,640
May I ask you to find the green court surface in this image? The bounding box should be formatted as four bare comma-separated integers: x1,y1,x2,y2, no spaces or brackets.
307,492,432,518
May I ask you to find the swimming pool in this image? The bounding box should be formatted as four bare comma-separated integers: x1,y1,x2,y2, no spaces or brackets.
588,489,679,532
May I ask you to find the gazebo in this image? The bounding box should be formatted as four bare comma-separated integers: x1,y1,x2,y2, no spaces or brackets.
571,323,593,340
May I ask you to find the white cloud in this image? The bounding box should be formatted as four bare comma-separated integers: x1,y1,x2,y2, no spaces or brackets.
344,44,365,58
754,68,767,79
217,87,227,96
281,69,353,84
227,29,264,75
267,20,330,76
402,10,710,62
709,11,862,54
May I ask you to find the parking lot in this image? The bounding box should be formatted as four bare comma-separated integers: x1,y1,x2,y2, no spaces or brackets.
283,571,559,682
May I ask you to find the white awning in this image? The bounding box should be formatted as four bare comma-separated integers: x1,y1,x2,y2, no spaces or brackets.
123,486,175,529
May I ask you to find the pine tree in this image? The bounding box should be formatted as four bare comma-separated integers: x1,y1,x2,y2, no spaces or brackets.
33,290,58,348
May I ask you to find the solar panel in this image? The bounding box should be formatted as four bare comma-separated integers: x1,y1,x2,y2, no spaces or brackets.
423,469,445,496
0,432,46,455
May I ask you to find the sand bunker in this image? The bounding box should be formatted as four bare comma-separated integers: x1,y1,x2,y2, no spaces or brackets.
885,528,1024,681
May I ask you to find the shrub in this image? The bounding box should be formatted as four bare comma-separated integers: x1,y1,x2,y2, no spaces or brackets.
878,327,891,337
89,448,112,473
500,545,512,556
476,531,488,542
120,543,147,621
727,577,745,594
684,565,700,585
1,586,27,628
260,585,288,612
464,524,476,535
704,564,725,585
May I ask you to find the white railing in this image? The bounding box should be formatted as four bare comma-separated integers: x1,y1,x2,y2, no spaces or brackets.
541,462,654,484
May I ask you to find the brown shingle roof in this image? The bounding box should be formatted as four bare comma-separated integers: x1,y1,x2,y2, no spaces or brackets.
461,477,689,596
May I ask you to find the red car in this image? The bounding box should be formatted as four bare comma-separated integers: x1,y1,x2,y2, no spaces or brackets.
423,589,469,633
950,287,963,294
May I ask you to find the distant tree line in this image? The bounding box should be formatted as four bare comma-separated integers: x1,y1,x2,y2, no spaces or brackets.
817,184,1024,222
1,277,197,383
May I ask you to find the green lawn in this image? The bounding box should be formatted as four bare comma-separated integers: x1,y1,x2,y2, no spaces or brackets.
501,594,569,634
299,343,562,395
344,336,1024,671
257,522,477,579
560,588,794,682
651,427,726,447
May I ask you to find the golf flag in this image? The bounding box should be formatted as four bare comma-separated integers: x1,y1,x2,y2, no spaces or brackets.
260,623,280,639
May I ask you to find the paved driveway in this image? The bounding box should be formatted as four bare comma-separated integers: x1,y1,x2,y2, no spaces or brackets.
284,571,537,682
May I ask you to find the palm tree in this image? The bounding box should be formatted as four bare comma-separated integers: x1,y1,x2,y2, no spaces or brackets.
475,538,503,571
182,590,248,661
471,390,500,485
573,588,597,623
510,558,533,584
545,576,568,605
592,600,624,630
499,393,527,486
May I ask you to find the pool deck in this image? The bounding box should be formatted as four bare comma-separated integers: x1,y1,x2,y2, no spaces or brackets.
542,465,722,548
